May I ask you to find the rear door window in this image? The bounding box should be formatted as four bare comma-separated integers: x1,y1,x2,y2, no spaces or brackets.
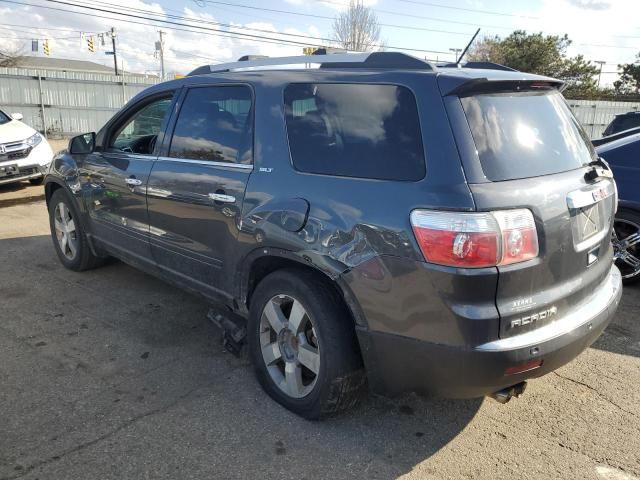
284,83,425,181
169,85,253,164
461,90,596,181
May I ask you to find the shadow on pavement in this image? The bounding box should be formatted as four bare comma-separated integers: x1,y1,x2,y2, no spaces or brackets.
592,282,640,359
0,235,482,479
0,182,46,208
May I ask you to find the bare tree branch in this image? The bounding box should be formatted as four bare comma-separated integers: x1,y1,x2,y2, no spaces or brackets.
0,46,25,67
331,0,381,52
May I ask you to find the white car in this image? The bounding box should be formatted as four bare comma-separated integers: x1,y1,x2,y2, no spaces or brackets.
0,109,54,186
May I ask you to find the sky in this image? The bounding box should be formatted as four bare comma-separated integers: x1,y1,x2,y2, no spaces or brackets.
0,0,637,86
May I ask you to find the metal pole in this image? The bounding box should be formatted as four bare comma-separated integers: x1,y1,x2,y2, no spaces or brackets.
159,31,165,81
595,60,605,87
111,27,119,76
37,75,47,139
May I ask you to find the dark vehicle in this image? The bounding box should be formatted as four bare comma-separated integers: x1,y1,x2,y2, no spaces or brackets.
596,132,640,283
44,53,622,419
603,111,640,137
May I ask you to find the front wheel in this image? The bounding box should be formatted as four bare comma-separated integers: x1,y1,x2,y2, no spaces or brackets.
248,269,366,419
48,188,104,271
612,209,640,284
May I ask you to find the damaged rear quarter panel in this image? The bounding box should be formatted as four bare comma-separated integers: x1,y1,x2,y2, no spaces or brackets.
235,73,476,319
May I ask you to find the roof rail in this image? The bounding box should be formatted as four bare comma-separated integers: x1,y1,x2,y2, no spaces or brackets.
187,51,434,76
237,55,269,62
438,61,517,72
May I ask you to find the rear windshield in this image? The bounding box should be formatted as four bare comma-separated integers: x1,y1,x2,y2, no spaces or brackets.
461,90,595,181
284,83,425,181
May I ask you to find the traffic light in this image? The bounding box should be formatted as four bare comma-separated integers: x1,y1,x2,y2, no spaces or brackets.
87,36,95,53
43,39,50,56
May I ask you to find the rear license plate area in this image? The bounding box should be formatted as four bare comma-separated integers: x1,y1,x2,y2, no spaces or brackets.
575,203,601,241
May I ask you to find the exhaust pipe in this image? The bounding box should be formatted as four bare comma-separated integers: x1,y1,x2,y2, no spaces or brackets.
490,381,527,404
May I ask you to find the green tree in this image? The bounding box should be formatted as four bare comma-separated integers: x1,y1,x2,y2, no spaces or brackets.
614,53,640,94
468,31,599,96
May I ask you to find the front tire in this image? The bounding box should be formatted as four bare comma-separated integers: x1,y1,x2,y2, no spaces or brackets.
248,269,366,419
48,188,103,271
29,177,44,186
612,209,640,285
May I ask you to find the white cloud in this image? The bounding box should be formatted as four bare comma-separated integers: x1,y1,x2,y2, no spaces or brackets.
287,0,378,11
0,0,324,76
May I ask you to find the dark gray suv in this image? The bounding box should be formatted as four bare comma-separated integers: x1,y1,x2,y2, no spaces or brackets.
44,52,622,419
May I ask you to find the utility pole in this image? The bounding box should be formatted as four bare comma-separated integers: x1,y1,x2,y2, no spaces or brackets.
111,27,119,76
595,60,606,87
157,31,165,81
449,48,462,62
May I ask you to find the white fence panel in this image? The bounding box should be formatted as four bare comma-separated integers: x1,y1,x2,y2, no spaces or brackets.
566,99,640,139
0,68,158,137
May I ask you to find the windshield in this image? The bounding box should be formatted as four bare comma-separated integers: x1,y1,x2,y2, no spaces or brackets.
0,110,10,125
461,90,595,181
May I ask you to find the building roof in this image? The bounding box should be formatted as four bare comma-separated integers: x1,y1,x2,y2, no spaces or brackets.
15,56,116,74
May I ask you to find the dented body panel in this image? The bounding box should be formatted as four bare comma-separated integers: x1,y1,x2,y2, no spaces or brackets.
44,65,622,400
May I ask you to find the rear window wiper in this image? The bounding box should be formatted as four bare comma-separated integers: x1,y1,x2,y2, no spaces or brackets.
585,157,614,183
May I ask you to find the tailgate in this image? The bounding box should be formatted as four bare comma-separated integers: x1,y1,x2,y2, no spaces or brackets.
470,173,615,338
451,85,616,338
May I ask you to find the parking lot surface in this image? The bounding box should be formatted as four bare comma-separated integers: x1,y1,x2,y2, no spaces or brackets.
1,186,639,480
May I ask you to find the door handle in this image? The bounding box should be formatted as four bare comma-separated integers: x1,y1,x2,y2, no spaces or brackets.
208,193,236,203
125,178,142,186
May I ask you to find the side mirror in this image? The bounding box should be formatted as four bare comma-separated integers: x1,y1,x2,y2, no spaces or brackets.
11,112,23,121
69,132,96,154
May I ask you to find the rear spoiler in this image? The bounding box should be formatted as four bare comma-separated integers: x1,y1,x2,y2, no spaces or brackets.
592,126,640,147
442,78,565,97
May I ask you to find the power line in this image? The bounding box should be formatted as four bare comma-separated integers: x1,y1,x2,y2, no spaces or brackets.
0,22,95,33
81,0,475,39
315,0,511,30
26,0,457,55
392,0,540,19
198,0,481,36
85,0,338,43
0,0,328,49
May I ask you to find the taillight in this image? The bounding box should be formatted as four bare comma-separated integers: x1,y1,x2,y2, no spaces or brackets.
410,209,539,268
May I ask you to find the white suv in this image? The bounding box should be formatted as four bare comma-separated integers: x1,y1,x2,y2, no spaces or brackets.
0,109,53,186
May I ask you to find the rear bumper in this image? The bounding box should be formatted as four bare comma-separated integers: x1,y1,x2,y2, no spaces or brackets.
357,265,622,398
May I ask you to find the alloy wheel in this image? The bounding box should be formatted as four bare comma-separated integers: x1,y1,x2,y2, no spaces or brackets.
259,294,320,398
53,202,78,260
612,218,640,280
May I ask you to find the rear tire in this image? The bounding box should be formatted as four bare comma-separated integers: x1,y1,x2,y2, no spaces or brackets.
29,177,44,186
48,188,104,271
248,269,366,419
613,208,640,285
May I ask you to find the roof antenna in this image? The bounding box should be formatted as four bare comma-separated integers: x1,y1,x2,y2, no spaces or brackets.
456,28,481,66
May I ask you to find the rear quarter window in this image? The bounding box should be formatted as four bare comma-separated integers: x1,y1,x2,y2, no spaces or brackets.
461,90,596,181
284,83,425,181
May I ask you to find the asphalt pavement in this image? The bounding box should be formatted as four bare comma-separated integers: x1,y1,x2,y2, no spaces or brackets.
0,183,639,480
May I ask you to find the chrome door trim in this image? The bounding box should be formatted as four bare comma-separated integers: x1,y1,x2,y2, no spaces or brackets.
155,156,253,170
